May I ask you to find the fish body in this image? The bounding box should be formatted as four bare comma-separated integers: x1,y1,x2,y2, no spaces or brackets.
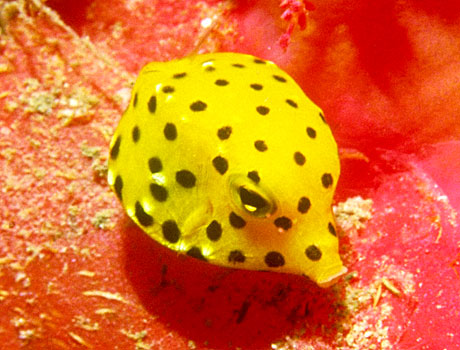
108,53,346,287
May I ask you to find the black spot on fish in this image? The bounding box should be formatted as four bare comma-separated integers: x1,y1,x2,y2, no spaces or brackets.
206,220,222,241
176,170,196,188
217,126,232,140
148,157,162,173
247,171,260,184
297,197,311,214
187,247,207,261
190,100,207,112
306,127,317,139
110,136,121,160
173,72,187,79
229,212,246,228
114,175,123,200
273,75,287,82
254,140,268,152
250,84,263,91
294,152,306,166
212,156,228,175
164,123,177,141
274,216,292,230
162,220,180,243
328,222,337,237
148,96,157,113
215,79,229,86
286,99,297,108
322,173,333,188
162,86,175,93
132,125,140,142
305,245,322,261
265,251,285,267
150,183,168,202
256,106,270,115
228,250,245,263
135,201,153,226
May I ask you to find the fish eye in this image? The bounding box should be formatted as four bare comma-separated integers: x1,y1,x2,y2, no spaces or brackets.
229,175,277,218
239,186,269,214
237,186,275,217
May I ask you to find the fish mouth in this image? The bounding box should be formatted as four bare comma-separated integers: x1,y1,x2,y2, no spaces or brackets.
315,266,348,288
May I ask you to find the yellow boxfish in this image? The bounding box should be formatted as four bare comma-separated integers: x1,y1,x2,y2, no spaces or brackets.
108,53,347,287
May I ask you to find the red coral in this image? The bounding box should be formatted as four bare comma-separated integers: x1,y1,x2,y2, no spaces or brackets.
278,0,315,49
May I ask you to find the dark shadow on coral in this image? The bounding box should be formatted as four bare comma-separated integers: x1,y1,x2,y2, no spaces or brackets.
46,0,94,34
414,0,460,22
336,147,415,202
346,2,413,94
122,222,347,349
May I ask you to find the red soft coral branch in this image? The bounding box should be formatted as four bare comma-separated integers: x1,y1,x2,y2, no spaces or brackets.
279,0,315,49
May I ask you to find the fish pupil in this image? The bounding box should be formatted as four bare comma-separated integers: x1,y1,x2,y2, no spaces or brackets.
239,186,269,214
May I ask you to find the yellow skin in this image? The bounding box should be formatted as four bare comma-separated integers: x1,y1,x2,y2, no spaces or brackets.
108,53,347,287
